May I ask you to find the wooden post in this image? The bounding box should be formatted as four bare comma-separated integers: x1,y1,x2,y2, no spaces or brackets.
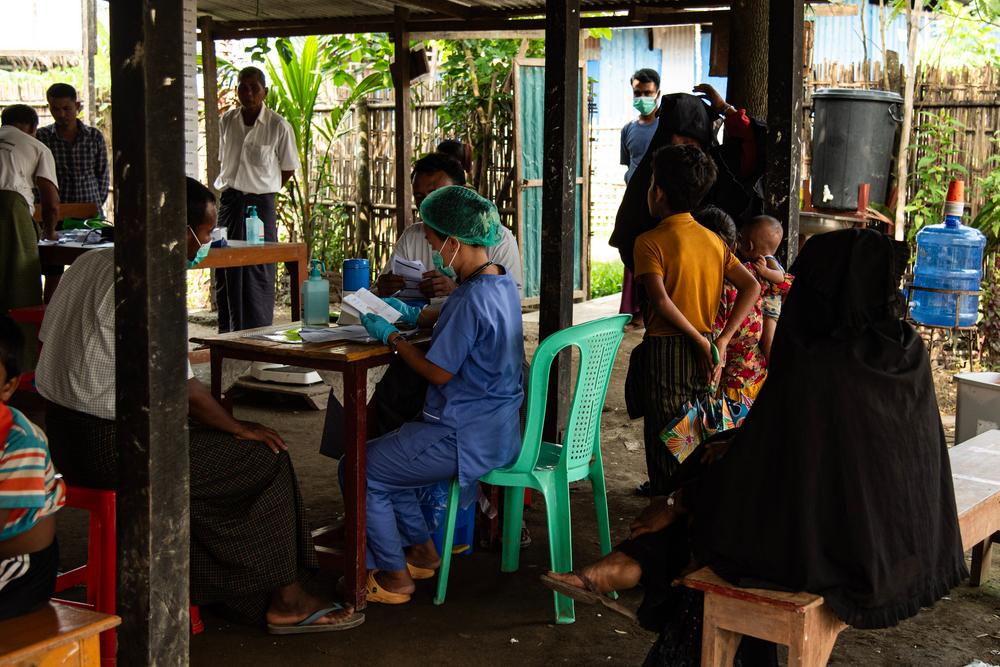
392,7,413,237
199,16,221,193
81,0,97,124
356,97,372,258
540,0,580,440
764,0,804,263
109,0,191,663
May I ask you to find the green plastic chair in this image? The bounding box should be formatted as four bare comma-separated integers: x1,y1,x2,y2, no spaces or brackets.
433,314,631,624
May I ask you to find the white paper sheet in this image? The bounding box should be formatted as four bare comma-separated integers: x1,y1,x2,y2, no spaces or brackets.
391,257,426,299
342,288,402,324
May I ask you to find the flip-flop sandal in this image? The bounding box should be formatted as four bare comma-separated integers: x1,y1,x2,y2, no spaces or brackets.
540,571,638,623
366,571,411,604
406,562,436,580
267,603,365,635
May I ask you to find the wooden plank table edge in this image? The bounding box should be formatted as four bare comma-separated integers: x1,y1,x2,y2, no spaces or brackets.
0,603,120,665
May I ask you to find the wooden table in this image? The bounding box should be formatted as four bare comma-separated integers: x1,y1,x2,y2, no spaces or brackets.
38,240,309,319
190,325,431,610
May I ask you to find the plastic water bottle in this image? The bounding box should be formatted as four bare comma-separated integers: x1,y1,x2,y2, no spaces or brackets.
911,180,986,327
302,260,330,327
245,205,264,245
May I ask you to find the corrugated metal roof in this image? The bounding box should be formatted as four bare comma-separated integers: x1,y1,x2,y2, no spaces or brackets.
199,0,710,23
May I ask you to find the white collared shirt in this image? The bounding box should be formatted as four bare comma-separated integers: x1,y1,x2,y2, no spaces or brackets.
36,248,194,421
0,125,58,208
214,106,300,195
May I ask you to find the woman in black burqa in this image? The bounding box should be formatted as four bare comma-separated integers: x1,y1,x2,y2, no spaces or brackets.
544,229,968,666
610,92,765,272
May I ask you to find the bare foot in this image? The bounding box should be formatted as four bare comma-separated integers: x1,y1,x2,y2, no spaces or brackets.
375,568,416,595
546,551,642,594
405,539,441,570
267,582,357,627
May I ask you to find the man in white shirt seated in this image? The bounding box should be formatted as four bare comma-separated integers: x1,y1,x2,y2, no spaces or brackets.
37,178,362,633
214,66,301,333
375,152,523,302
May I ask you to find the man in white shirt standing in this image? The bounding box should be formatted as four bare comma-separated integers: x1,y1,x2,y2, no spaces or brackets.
0,105,59,368
214,67,300,332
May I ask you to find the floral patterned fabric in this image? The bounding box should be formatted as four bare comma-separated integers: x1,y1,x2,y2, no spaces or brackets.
713,263,793,398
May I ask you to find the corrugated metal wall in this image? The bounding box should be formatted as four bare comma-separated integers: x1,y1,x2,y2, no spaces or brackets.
518,63,583,298
810,0,910,64
592,28,663,130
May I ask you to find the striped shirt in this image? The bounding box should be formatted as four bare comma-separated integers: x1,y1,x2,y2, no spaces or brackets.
0,404,65,542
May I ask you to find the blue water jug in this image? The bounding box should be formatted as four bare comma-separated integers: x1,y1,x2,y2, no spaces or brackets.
910,203,986,328
342,259,370,293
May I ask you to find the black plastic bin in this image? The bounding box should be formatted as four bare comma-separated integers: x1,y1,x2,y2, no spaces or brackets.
810,88,903,210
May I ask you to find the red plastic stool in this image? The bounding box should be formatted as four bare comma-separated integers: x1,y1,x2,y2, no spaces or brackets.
54,485,203,667
7,305,45,394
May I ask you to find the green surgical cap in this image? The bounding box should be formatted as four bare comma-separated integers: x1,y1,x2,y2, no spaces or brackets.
419,185,502,247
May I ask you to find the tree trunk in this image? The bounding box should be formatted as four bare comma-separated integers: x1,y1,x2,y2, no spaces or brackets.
727,0,770,117
356,97,372,258
894,0,923,241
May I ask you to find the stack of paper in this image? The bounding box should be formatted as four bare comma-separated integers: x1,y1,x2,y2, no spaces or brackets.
392,257,426,299
341,288,403,323
299,325,375,343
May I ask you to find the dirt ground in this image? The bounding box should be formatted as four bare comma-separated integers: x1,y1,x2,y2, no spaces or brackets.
16,316,1000,667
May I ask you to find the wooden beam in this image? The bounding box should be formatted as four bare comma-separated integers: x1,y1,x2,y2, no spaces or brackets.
199,16,221,193
81,0,97,124
539,0,580,441
807,2,858,15
392,7,413,237
412,29,545,40
211,10,725,39
109,0,191,663
393,0,473,19
764,0,804,263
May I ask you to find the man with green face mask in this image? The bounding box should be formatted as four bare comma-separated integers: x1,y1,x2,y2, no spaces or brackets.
619,69,660,339
621,68,660,184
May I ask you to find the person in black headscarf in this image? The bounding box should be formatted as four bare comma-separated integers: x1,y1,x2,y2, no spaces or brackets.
544,229,968,666
610,87,765,273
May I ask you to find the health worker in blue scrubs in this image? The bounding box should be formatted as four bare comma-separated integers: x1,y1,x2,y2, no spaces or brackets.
356,186,524,604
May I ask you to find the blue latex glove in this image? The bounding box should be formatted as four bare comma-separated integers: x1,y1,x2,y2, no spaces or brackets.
382,297,422,326
361,313,399,344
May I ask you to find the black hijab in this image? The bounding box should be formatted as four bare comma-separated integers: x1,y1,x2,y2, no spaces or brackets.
609,93,760,271
689,229,968,629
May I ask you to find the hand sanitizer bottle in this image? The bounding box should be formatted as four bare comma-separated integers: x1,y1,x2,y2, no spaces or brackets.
245,205,264,245
302,260,330,327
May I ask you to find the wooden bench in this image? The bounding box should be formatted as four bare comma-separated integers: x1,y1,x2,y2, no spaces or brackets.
0,602,120,666
684,567,846,667
949,429,1000,585
684,428,1000,666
